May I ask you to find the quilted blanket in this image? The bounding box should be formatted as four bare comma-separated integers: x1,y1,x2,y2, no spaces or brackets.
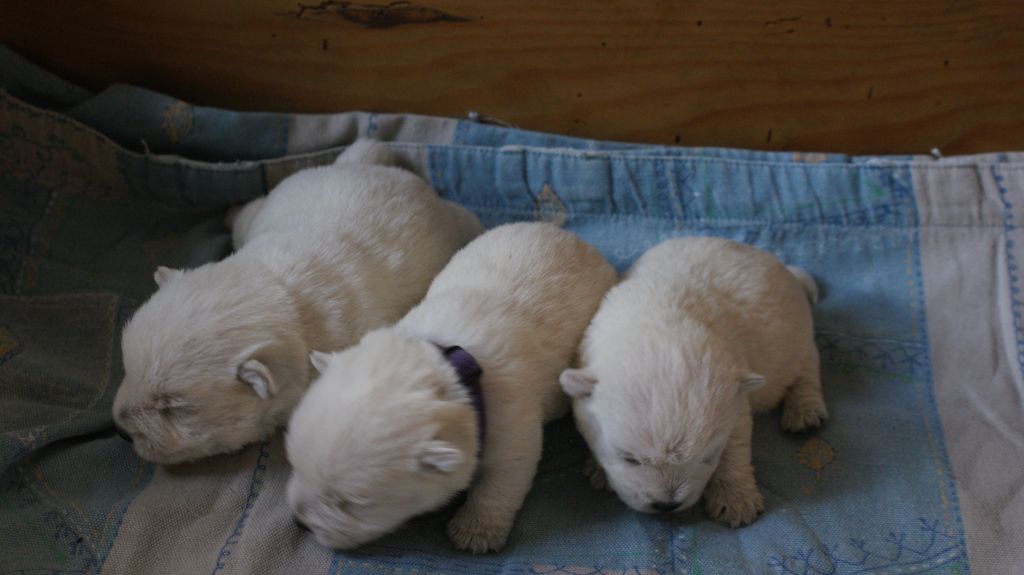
1,46,1021,575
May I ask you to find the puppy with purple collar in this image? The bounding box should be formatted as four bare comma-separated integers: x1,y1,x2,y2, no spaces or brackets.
286,223,617,553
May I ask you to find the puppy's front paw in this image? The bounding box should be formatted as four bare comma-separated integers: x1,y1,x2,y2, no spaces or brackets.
584,456,611,492
704,482,764,528
781,395,828,433
447,505,512,554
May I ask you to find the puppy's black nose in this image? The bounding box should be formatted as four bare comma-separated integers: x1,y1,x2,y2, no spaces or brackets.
651,500,681,512
294,517,311,532
114,425,133,444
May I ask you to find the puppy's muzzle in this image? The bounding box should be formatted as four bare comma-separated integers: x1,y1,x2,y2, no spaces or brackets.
650,500,682,512
114,425,133,444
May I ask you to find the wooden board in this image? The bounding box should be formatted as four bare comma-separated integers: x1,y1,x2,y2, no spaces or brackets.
2,0,1022,154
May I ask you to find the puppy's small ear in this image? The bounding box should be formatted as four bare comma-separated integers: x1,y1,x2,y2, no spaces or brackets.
238,359,276,400
560,368,598,398
418,440,463,472
154,266,183,287
737,373,766,394
309,350,331,374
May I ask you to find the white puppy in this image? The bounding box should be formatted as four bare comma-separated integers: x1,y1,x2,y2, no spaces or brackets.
113,141,483,465
560,237,827,527
286,223,617,553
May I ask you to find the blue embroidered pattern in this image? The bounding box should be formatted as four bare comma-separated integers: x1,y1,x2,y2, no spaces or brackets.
815,331,928,376
3,469,102,574
993,166,1024,376
210,441,272,575
767,518,965,575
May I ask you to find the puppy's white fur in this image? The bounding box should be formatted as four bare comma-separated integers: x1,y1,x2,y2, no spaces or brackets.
113,141,483,465
561,237,827,527
286,223,617,552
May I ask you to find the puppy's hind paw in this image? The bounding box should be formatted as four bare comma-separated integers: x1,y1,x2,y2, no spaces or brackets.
704,483,764,528
584,456,612,492
447,506,512,554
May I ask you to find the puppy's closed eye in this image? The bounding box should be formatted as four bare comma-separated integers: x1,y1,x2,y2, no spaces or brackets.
151,395,190,415
329,494,370,511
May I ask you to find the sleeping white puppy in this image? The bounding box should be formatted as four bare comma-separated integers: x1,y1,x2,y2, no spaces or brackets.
560,237,827,527
286,223,617,553
112,141,483,465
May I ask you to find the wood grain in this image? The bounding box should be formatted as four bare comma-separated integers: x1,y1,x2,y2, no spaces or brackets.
2,0,1022,154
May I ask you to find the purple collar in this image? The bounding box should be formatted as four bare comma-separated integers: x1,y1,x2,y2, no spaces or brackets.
438,345,486,457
